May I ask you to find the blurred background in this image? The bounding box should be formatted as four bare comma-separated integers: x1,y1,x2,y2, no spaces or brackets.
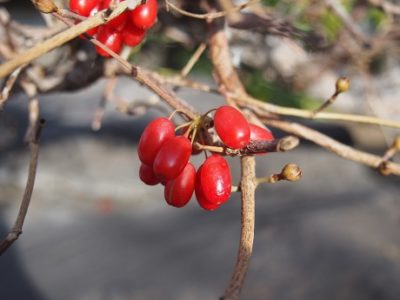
0,1,400,299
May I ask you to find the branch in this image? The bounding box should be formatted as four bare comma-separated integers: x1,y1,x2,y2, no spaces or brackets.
0,118,45,255
0,66,24,110
0,0,141,78
235,94,400,129
221,156,256,300
165,0,259,20
261,118,400,176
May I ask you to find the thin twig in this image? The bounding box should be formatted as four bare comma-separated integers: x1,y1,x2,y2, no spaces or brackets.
0,118,45,255
261,118,400,176
235,94,400,129
165,0,259,20
180,43,207,78
0,66,24,110
324,0,370,46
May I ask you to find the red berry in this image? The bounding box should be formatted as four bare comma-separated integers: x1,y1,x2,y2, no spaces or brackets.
214,106,250,149
95,25,123,57
122,20,145,47
139,163,160,185
70,0,98,16
249,124,274,142
164,163,196,208
153,136,192,181
101,0,128,31
86,4,102,36
249,124,274,155
138,117,175,166
195,154,231,210
195,165,220,211
129,0,158,30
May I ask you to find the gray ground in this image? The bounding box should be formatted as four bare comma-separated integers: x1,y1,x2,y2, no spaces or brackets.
0,77,400,300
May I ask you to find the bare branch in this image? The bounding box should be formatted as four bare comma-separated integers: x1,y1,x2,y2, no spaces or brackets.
262,118,400,176
221,156,256,300
0,66,24,110
0,118,45,255
235,94,400,129
0,0,141,78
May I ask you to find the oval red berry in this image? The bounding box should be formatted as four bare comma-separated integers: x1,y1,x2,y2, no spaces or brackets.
164,163,196,208
70,0,98,16
85,4,101,36
249,124,274,141
95,25,123,57
214,106,250,149
139,163,160,185
195,154,231,209
249,124,274,155
101,0,128,31
129,0,158,30
195,165,220,211
153,136,192,181
122,20,145,47
137,117,175,166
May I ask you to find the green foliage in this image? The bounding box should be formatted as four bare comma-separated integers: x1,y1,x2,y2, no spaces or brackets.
262,0,280,6
367,7,388,31
244,70,319,109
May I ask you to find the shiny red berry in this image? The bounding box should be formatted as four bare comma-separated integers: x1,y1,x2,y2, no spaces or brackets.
129,0,158,30
249,124,274,142
85,4,102,36
195,165,220,211
122,20,145,47
214,105,250,149
138,117,175,166
153,136,192,181
101,0,128,31
139,163,160,185
70,0,98,16
195,154,231,210
164,163,196,208
95,25,123,57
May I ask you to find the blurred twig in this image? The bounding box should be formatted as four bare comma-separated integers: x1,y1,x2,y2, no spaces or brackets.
0,118,45,255
165,0,259,20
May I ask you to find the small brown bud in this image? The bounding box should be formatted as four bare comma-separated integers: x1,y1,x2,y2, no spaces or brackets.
280,163,302,182
335,77,350,94
31,0,58,13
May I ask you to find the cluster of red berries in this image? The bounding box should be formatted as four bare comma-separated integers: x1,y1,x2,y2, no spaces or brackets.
137,106,274,211
69,0,158,57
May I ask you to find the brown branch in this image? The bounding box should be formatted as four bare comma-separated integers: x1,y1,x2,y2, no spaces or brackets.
194,135,299,156
0,66,24,110
222,156,256,300
0,118,45,255
261,118,400,176
0,0,141,78
165,0,259,20
50,8,199,120
235,94,400,129
208,11,260,300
